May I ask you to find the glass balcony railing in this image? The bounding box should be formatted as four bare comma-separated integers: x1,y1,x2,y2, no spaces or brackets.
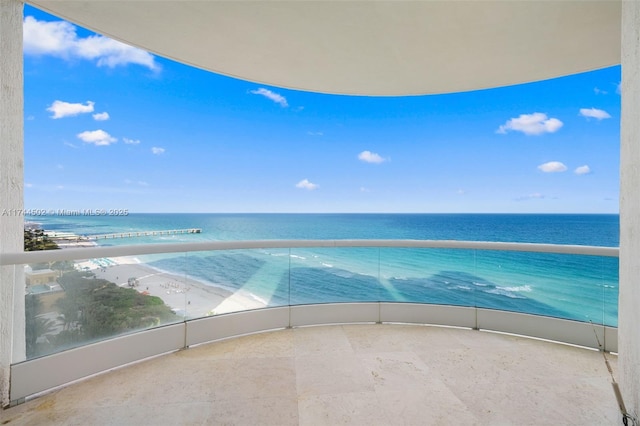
2,240,618,361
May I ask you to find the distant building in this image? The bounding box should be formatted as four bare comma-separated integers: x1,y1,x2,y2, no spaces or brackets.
25,268,59,286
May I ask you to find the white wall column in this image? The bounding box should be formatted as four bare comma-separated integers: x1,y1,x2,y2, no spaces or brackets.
620,0,640,421
0,0,24,407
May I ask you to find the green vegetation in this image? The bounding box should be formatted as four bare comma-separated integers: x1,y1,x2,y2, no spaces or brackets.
24,228,59,251
23,228,177,358
26,270,177,358
25,294,56,357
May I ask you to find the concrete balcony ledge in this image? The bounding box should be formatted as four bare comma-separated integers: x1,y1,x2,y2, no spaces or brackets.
0,323,620,425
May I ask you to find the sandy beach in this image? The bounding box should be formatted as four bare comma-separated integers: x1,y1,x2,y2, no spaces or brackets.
48,231,267,318
89,257,267,318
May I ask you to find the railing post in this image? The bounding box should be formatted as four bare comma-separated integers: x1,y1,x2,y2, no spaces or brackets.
287,247,292,328
473,307,479,331
376,248,382,324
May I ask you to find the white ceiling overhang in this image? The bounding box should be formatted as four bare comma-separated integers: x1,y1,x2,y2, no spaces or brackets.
25,0,621,96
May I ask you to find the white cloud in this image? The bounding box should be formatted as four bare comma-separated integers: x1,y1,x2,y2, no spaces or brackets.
56,164,64,170
360,187,371,193
617,82,621,95
64,141,78,149
123,138,140,145
457,189,466,195
594,87,608,95
23,17,76,56
574,165,591,175
358,150,386,164
151,147,165,155
307,131,323,136
78,36,158,70
579,108,611,120
25,183,33,188
47,100,94,119
516,193,546,201
124,179,148,186
250,88,288,107
77,129,116,146
538,161,567,173
496,113,563,135
23,16,159,71
93,112,110,121
295,179,319,191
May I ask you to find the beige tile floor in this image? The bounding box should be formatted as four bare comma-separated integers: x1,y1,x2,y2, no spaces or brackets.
0,324,621,425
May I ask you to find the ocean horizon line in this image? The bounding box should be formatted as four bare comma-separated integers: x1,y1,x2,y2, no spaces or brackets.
46,212,619,216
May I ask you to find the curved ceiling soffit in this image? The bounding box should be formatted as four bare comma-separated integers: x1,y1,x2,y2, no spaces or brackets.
26,1,621,96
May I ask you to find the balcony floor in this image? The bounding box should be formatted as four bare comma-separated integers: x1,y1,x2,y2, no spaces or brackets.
1,324,619,425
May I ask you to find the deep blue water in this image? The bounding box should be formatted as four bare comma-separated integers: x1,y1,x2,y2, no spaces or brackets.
32,213,619,245
30,213,620,326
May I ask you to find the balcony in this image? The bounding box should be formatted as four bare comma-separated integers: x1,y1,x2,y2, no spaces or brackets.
0,239,621,422
1,322,620,424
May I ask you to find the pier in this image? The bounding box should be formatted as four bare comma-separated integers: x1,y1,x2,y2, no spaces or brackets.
87,228,202,240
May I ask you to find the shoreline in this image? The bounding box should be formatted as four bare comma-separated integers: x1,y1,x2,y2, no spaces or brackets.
52,234,266,318
92,258,266,317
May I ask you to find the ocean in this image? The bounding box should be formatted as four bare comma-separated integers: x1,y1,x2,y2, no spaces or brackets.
30,213,620,326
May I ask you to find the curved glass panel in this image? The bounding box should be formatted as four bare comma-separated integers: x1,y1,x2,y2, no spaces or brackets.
21,243,618,360
378,248,477,306
472,251,618,326
289,247,382,304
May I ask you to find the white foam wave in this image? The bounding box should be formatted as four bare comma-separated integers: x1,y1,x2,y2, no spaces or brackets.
499,285,532,293
472,281,488,287
290,254,306,260
322,263,333,268
269,252,288,257
485,288,525,299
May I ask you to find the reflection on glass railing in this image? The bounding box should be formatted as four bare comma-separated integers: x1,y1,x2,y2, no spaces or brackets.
175,249,291,313
602,257,620,327
25,257,181,359
376,249,618,327
289,247,382,304
472,251,618,326
23,249,295,359
22,244,619,360
379,248,477,306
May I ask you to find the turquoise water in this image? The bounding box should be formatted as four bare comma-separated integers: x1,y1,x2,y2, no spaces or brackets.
30,213,620,326
30,213,619,245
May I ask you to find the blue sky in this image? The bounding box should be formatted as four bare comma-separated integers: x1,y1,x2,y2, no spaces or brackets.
23,5,620,214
